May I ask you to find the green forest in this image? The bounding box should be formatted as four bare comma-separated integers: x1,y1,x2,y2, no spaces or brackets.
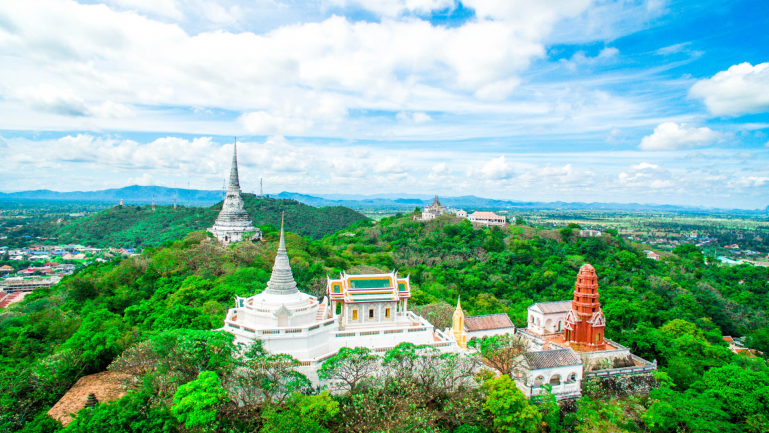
49,195,367,248
1,212,768,432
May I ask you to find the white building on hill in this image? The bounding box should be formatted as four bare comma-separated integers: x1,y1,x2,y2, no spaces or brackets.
221,222,460,366
468,211,506,226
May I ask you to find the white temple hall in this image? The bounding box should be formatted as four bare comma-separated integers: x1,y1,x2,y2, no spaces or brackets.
221,222,460,366
208,142,262,245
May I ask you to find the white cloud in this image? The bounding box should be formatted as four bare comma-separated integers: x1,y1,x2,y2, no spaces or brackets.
375,157,406,174
103,0,183,20
475,155,514,180
15,84,89,117
618,162,673,189
396,111,432,123
327,0,454,17
127,173,154,185
690,62,769,116
239,111,314,135
639,122,721,150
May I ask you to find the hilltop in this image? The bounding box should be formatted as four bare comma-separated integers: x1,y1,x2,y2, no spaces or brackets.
1,212,767,432
53,195,367,248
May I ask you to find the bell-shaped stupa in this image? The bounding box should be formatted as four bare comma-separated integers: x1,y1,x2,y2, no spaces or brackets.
208,141,262,245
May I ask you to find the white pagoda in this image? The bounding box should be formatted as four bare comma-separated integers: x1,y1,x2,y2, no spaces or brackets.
208,142,262,245
221,221,459,365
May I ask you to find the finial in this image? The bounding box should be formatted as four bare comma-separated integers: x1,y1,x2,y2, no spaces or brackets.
456,295,461,310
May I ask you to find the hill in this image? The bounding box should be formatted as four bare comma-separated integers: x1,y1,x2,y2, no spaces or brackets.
53,195,367,248
1,212,767,432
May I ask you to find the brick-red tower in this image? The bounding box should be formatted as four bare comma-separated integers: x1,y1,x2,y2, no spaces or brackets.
564,264,606,351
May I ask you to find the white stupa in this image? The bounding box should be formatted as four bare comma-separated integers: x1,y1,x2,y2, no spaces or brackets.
222,218,460,365
207,142,262,245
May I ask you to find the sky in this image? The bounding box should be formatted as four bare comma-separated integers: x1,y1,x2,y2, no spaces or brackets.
0,0,768,209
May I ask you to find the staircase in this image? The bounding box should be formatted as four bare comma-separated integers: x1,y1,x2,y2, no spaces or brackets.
0,292,21,309
316,304,327,321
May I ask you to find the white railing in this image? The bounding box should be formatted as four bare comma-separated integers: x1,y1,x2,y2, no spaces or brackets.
225,316,337,337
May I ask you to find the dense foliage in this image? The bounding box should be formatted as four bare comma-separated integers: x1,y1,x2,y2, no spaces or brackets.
51,195,367,248
1,212,768,432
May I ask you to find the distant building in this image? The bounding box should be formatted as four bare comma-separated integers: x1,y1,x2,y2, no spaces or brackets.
413,196,448,222
0,265,13,275
207,142,262,245
468,211,506,226
580,230,602,238
645,250,660,260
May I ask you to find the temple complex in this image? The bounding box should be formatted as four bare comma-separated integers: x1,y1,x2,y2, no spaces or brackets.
516,264,656,400
221,221,460,367
413,196,448,221
207,143,262,245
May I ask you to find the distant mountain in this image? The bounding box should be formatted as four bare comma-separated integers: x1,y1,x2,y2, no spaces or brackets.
0,185,762,213
0,186,223,205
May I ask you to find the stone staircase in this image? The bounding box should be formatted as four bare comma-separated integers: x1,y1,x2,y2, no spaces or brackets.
0,292,21,309
316,304,327,321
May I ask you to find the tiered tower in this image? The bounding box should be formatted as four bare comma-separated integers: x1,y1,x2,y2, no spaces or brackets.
207,142,262,245
564,264,606,351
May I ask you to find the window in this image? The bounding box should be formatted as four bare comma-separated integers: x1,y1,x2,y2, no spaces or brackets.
596,333,601,342
385,308,391,318
335,303,342,315
369,309,374,319
352,310,358,320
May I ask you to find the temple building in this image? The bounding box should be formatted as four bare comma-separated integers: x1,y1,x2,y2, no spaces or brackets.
221,221,459,367
413,196,448,221
208,143,262,245
451,298,516,348
516,264,656,400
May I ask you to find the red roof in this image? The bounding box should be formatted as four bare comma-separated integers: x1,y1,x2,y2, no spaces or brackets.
723,336,735,343
465,313,514,331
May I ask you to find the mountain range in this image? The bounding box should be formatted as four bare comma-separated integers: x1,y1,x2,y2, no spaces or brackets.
0,185,765,213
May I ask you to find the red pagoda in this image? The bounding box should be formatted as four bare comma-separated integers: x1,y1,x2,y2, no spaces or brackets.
564,264,606,351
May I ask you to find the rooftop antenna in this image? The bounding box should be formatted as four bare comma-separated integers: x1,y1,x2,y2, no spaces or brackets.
152,194,155,212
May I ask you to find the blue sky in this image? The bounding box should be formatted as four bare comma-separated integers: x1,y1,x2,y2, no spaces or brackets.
0,0,767,208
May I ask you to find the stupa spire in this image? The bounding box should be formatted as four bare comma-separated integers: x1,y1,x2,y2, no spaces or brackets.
264,213,299,294
228,139,241,192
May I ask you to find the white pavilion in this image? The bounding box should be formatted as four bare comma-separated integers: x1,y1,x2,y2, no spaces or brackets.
221,222,460,366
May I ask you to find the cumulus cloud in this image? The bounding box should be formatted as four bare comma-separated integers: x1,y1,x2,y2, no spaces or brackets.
375,157,406,174
618,162,673,189
690,62,769,116
15,84,89,117
474,156,514,180
639,122,721,150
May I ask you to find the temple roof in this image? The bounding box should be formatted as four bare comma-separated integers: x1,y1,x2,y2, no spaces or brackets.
464,313,514,331
523,349,582,370
264,219,299,295
529,300,573,314
327,271,410,303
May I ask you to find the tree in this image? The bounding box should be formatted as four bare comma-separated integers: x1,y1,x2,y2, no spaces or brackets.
231,344,311,405
171,371,226,432
63,388,177,433
317,347,379,392
259,392,339,433
63,308,130,372
483,376,541,433
470,334,529,378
